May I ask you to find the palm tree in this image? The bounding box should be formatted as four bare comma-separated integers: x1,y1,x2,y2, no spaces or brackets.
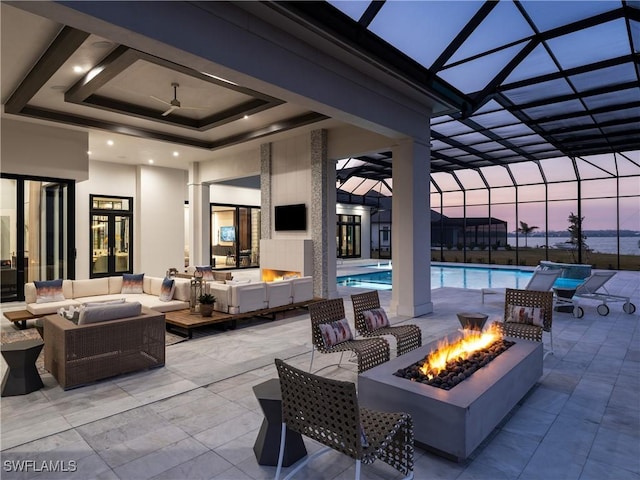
517,221,539,248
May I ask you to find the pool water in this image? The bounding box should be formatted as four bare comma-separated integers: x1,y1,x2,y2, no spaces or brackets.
337,265,583,290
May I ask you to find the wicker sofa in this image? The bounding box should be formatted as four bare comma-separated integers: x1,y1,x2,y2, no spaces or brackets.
43,307,165,390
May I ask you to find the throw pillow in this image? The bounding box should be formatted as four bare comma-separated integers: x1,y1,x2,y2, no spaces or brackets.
34,279,65,303
121,273,144,294
318,318,353,348
78,302,142,325
83,298,126,307
159,277,176,302
361,308,390,331
196,266,214,281
506,304,544,327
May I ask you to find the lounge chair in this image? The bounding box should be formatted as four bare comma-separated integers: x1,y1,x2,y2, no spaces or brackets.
481,268,560,303
555,271,637,318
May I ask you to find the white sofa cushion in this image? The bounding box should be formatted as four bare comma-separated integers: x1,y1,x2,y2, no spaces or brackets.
173,278,190,302
78,301,143,325
108,276,123,294
27,298,81,316
73,278,110,299
208,283,231,313
266,280,293,308
77,294,134,304
292,276,313,303
229,282,267,314
138,296,189,313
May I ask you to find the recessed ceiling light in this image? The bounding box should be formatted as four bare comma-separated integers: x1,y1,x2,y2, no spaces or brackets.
243,115,249,119
107,140,114,146
172,151,179,157
87,151,92,155
73,65,85,74
148,159,154,164
91,41,114,49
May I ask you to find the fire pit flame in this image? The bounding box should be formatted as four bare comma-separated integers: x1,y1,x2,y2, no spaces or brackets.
420,323,501,379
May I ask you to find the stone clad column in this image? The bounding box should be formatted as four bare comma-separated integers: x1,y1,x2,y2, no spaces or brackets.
260,143,272,241
188,162,210,266
310,129,337,299
390,137,432,317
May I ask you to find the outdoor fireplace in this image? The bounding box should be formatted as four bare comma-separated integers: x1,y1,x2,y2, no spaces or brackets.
394,324,515,390
358,327,543,461
261,268,301,282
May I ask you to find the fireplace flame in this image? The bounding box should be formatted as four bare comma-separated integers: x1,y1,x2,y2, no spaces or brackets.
420,323,502,379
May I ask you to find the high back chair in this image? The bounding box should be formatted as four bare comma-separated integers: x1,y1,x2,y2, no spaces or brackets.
309,298,389,373
351,290,422,356
482,268,560,303
498,288,554,357
274,358,414,480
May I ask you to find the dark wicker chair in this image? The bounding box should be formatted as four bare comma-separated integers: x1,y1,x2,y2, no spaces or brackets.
497,288,554,357
309,298,389,373
351,291,422,356
274,359,414,480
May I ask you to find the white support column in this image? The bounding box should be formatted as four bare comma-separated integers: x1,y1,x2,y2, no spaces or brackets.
188,162,210,267
390,137,433,317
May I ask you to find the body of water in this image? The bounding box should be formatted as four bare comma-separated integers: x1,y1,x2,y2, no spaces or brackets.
507,236,639,255
337,265,583,290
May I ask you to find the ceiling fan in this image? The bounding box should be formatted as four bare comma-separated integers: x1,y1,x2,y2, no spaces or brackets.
150,82,204,116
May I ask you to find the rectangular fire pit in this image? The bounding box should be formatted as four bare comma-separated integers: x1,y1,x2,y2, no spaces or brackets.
358,333,543,461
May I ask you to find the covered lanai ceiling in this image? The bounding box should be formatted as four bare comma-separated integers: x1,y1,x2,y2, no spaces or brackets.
276,1,639,191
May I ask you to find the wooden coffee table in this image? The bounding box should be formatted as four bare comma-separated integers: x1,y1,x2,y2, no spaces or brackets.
3,310,41,330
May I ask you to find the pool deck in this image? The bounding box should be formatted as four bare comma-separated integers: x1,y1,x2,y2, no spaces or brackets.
1,261,638,479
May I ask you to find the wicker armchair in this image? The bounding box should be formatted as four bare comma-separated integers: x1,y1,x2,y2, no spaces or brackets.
497,288,554,357
274,359,414,480
309,298,389,373
351,291,422,356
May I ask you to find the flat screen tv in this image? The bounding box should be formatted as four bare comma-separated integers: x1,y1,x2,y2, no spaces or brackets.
219,226,235,242
275,203,307,231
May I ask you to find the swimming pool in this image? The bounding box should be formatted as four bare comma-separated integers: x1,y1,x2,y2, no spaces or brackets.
337,265,583,290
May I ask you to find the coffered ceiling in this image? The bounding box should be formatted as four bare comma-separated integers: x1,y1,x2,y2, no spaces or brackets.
1,3,328,169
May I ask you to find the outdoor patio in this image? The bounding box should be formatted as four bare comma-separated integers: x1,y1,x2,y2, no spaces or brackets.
1,265,638,480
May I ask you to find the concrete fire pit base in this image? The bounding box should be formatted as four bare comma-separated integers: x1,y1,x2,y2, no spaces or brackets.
358,333,543,461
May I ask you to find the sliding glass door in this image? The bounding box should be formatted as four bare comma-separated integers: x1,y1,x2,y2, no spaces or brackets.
210,204,260,269
0,176,75,302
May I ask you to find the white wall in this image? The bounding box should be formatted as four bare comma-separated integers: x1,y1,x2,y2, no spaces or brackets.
138,166,188,277
76,161,186,279
209,184,260,205
271,135,312,238
76,161,137,278
1,119,89,180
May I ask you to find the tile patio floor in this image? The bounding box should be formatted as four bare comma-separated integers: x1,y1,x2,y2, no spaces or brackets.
1,264,638,479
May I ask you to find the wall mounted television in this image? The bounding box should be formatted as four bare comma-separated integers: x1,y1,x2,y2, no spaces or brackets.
275,203,307,231
219,225,235,242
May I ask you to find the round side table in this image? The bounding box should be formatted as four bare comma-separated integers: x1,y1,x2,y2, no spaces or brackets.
1,338,44,397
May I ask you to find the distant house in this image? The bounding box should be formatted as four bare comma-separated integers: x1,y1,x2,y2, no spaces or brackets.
431,211,507,248
363,194,507,256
